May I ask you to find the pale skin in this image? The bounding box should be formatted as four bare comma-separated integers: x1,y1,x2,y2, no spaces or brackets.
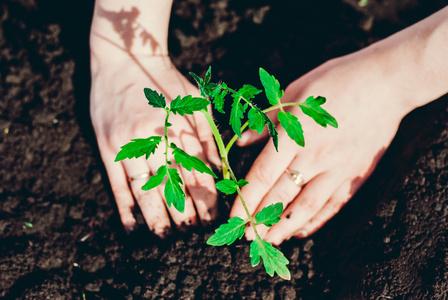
90,1,448,242
90,0,220,237
231,7,448,245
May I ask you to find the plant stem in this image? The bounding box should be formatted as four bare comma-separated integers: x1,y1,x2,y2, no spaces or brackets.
164,109,171,164
222,159,261,239
201,108,261,238
201,109,230,179
225,101,301,154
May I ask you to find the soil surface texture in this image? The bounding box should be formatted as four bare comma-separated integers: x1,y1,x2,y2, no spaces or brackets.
1,0,448,299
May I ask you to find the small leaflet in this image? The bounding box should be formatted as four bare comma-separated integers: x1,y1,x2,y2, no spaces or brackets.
189,71,210,98
210,82,227,114
204,66,212,84
206,217,247,246
232,84,262,102
189,72,203,87
229,98,246,138
236,179,249,188
142,165,166,191
263,113,279,151
247,107,265,134
259,68,284,106
171,143,217,178
250,237,291,280
170,95,210,116
144,88,166,108
278,111,304,147
299,96,338,128
254,202,283,227
115,136,162,161
165,168,186,213
215,179,238,194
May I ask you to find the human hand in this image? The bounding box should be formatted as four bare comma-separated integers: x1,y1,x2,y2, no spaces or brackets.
90,55,220,237
230,51,412,245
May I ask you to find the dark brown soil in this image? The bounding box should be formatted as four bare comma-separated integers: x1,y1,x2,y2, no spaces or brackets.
1,0,448,299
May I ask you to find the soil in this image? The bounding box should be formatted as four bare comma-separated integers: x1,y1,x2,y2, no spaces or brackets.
1,0,448,299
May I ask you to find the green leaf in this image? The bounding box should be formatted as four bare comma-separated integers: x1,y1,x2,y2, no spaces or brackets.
259,68,284,106
189,72,203,87
165,168,186,213
229,97,246,138
171,143,217,178
263,113,279,151
144,88,166,108
142,165,166,191
207,217,247,246
189,71,211,98
233,84,262,102
210,82,227,113
115,136,162,161
216,179,238,194
250,237,291,280
237,179,249,188
254,202,283,227
299,96,338,128
278,111,304,147
248,107,265,134
25,222,33,228
204,66,212,84
170,95,210,116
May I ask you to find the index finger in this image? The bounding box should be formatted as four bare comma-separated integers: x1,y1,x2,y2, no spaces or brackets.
230,129,297,219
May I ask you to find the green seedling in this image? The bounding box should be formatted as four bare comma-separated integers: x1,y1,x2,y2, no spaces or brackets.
115,67,337,280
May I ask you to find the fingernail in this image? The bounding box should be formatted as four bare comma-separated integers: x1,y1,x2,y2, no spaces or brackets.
245,229,255,241
296,229,308,238
125,225,136,234
208,207,219,220
157,227,172,239
210,156,222,170
201,213,212,226
237,132,250,145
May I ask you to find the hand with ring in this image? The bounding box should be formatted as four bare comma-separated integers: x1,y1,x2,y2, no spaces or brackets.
230,8,448,244
230,55,407,244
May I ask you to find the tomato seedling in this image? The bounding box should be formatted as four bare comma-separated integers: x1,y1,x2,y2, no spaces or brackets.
115,67,337,279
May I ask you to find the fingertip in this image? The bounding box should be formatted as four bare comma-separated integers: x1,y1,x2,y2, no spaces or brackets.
265,235,283,246
208,155,222,171
229,203,246,219
245,229,256,241
200,206,219,226
115,194,137,232
264,227,288,246
121,213,137,234
154,226,172,239
236,132,251,146
237,131,269,147
295,229,309,239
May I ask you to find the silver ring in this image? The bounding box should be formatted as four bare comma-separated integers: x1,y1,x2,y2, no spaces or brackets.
285,168,305,187
128,172,150,182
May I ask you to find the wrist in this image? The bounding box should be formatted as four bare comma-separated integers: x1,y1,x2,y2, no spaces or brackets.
363,7,448,114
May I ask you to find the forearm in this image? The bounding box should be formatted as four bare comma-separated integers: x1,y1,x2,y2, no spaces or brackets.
90,0,173,59
363,7,448,112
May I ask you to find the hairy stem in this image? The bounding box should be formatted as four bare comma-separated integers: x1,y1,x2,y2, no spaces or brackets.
164,109,171,164
201,107,261,239
222,159,261,239
201,109,230,179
